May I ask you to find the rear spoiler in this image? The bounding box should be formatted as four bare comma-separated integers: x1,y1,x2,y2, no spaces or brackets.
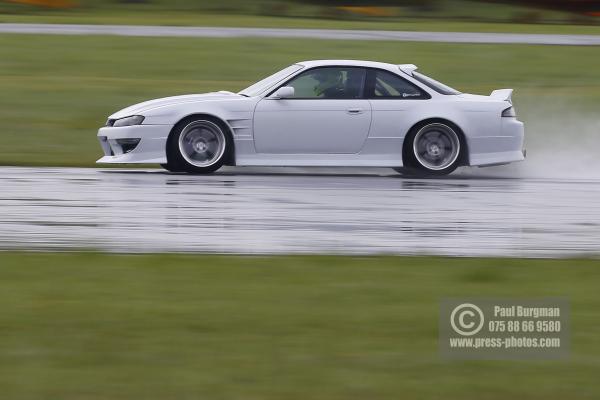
490,89,513,103
398,64,418,76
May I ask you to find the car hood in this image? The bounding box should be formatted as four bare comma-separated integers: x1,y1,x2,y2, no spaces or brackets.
109,91,243,119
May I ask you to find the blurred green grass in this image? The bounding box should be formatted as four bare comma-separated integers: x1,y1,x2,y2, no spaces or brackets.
0,252,599,399
1,33,600,166
2,0,599,33
2,12,600,34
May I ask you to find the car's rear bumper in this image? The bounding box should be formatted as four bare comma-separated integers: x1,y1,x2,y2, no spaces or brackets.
96,125,170,164
469,118,525,167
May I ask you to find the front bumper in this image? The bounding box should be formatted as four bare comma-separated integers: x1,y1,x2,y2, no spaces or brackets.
97,124,171,164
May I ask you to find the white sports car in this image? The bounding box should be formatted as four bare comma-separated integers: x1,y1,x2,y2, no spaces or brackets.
97,60,525,175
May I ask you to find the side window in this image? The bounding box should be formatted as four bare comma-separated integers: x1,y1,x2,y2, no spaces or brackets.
369,70,428,99
283,67,366,99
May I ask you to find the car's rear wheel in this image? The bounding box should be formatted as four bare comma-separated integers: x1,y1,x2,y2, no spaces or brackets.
167,118,230,174
400,122,462,176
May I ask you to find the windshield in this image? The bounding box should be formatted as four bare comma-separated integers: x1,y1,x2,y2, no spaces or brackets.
411,71,461,95
239,64,304,97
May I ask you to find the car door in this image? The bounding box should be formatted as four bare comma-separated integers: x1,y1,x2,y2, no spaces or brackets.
364,68,431,143
253,66,371,154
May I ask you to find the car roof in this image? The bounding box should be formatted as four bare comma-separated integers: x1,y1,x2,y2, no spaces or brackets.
296,59,403,72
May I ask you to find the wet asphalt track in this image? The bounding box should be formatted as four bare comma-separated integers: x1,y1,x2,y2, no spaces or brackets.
1,166,599,257
1,23,600,45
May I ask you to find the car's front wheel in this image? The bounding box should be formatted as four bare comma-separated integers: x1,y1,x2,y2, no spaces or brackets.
166,117,230,174
399,122,463,176
160,162,182,172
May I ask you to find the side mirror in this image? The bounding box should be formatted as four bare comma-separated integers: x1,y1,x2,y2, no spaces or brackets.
271,86,295,99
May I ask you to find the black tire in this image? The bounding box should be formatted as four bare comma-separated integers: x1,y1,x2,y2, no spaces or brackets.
401,121,464,176
160,163,182,173
166,117,231,174
392,167,421,177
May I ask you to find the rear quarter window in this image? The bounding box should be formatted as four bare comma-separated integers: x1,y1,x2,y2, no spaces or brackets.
411,71,461,95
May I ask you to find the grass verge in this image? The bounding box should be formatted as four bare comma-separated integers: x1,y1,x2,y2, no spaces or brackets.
0,252,599,399
1,11,600,35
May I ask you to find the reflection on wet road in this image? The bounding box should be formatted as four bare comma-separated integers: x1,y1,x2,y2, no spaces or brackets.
1,167,599,257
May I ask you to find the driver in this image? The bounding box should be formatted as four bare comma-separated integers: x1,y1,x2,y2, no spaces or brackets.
314,69,345,98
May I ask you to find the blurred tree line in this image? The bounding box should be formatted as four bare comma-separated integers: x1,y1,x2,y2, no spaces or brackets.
298,0,600,14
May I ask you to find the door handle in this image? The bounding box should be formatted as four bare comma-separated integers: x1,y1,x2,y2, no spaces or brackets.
346,108,364,115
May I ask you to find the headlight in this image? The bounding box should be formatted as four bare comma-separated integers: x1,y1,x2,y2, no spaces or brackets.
112,115,145,127
501,106,516,118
